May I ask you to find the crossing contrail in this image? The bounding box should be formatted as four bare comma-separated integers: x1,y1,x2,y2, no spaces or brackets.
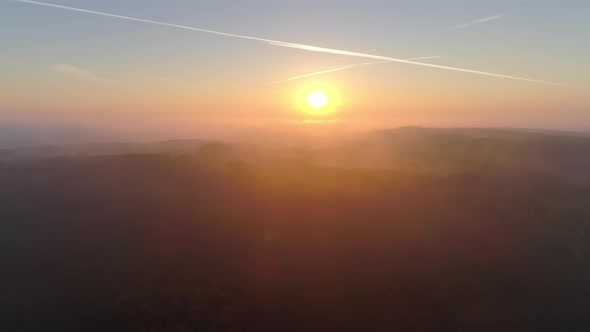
12,0,568,87
267,56,442,85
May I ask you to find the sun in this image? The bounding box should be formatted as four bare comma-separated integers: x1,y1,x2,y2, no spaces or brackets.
294,84,341,116
306,91,329,110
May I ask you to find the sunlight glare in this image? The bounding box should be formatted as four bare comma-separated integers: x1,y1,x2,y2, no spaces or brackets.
307,91,329,109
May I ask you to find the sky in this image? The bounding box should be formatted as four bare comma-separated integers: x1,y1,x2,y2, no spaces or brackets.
1,0,589,135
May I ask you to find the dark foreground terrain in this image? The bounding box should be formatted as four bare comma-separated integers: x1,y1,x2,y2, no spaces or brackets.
1,128,590,331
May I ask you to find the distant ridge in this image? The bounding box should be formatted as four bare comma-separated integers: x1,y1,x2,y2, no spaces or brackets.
0,139,208,160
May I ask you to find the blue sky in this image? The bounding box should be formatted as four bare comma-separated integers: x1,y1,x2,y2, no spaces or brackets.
1,0,589,130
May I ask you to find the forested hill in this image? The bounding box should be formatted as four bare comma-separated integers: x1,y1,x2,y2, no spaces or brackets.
1,128,590,331
3,127,589,179
355,127,590,178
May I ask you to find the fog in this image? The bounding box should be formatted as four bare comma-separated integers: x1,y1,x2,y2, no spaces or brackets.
3,115,590,150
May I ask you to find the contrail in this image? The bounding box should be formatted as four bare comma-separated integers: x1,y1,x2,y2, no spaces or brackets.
449,13,508,31
12,0,566,86
268,41,567,86
267,56,442,85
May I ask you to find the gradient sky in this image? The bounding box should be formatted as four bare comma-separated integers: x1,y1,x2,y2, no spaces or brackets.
1,0,589,130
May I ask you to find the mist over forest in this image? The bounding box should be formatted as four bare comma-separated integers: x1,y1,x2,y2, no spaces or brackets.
3,0,589,329
2,127,590,331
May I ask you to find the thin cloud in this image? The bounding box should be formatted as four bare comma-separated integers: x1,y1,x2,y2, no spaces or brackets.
93,70,201,89
13,0,566,87
449,13,508,31
52,63,109,82
7,61,202,88
267,56,442,85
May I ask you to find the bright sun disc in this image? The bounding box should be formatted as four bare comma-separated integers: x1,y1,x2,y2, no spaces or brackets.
306,91,329,109
295,85,341,116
